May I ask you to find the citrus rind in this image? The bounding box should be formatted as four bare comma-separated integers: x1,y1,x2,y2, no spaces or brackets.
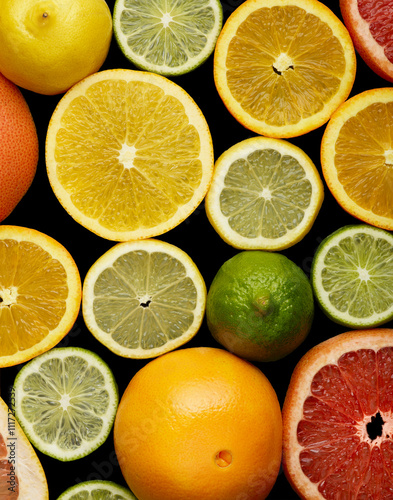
113,0,223,76
311,224,393,328
13,347,119,461
82,238,206,359
57,480,137,500
205,136,324,250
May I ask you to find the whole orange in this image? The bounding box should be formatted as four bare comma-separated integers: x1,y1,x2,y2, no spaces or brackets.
0,73,38,222
114,347,282,500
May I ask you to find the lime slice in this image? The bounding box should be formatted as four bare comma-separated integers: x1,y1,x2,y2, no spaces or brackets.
13,347,119,461
113,0,223,76
82,238,206,358
205,137,324,250
57,480,137,500
311,224,393,328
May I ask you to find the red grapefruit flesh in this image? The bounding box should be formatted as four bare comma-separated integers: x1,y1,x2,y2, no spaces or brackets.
340,0,393,82
283,329,393,499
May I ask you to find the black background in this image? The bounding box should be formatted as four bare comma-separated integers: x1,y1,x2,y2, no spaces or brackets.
1,1,391,498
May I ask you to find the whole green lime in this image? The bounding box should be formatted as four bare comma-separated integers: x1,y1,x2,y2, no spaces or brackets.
206,251,314,362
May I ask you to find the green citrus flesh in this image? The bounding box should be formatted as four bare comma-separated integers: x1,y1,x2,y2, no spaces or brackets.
206,251,314,362
13,347,119,461
57,480,137,500
311,224,393,328
113,0,223,76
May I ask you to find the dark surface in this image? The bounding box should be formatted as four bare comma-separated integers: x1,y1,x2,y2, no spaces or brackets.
1,1,391,498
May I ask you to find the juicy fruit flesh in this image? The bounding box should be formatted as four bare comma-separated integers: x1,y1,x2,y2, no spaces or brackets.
120,0,217,68
298,346,393,498
55,79,202,232
358,0,393,63
320,232,393,319
226,5,346,126
20,355,111,452
0,239,68,356
220,148,312,239
93,250,198,350
335,100,393,219
0,432,19,497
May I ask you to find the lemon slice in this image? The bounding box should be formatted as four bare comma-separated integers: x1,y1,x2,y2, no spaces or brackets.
311,224,393,328
0,225,81,368
214,0,356,138
82,239,206,358
57,480,137,500
113,0,223,76
13,347,119,462
205,137,324,250
46,69,214,241
0,397,49,499
321,87,393,230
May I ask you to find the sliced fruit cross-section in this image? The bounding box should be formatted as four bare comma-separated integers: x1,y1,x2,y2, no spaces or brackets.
46,69,214,241
0,225,81,368
82,239,206,358
57,480,137,500
283,329,393,499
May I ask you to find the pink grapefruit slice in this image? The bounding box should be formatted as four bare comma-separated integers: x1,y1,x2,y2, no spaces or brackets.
340,0,393,82
283,329,393,498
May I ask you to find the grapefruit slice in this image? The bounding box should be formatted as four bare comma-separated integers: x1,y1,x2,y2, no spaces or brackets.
0,396,48,499
283,329,393,499
340,0,393,82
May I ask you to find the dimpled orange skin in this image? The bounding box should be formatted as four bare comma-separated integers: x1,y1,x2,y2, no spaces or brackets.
0,73,38,222
114,347,283,500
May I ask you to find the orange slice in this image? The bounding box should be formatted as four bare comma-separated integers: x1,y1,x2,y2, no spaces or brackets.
0,397,49,499
321,87,393,230
0,225,81,367
283,328,393,499
46,69,214,241
214,0,356,138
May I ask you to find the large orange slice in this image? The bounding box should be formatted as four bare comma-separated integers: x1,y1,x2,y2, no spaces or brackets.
321,87,393,231
214,0,356,138
283,329,393,499
0,225,81,367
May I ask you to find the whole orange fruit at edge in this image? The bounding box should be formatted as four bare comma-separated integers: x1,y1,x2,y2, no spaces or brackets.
0,73,38,222
114,346,282,500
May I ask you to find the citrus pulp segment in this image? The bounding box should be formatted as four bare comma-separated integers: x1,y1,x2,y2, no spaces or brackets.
0,225,81,368
113,0,223,76
0,397,49,499
340,0,393,83
311,224,393,328
45,69,214,241
57,480,137,500
213,0,356,138
205,136,324,250
283,329,393,499
82,238,206,358
13,347,119,462
321,87,393,230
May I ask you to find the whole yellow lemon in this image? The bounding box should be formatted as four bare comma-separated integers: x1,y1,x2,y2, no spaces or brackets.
0,0,112,95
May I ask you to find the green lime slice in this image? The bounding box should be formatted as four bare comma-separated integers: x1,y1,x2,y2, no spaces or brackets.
311,224,393,328
57,480,137,500
113,0,223,76
13,347,119,461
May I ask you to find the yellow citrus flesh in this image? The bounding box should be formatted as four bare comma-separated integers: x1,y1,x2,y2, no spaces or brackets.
46,69,214,241
0,0,112,95
205,136,324,250
0,397,49,499
214,0,356,138
0,226,81,367
82,239,206,358
321,88,393,231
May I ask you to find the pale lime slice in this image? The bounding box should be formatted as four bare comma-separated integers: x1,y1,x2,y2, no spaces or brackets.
113,0,223,76
13,347,119,461
57,480,137,500
82,238,206,358
311,224,393,328
205,137,324,250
